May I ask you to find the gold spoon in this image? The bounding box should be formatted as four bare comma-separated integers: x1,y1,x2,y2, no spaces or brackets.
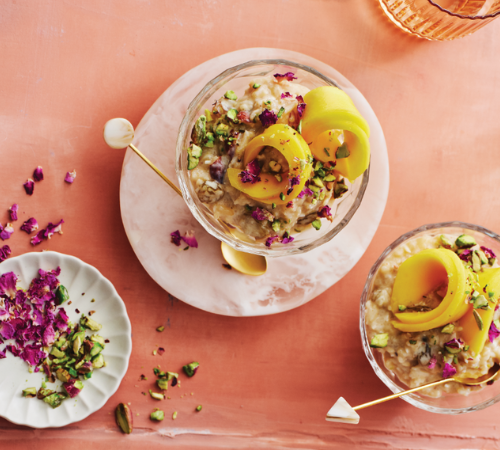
103,118,267,276
326,363,500,423
352,363,500,412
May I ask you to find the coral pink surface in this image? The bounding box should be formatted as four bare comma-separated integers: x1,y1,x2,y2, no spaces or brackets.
1,1,500,448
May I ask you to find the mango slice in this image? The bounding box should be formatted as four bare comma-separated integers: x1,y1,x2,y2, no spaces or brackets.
301,86,370,182
228,124,312,204
459,268,500,356
390,249,468,333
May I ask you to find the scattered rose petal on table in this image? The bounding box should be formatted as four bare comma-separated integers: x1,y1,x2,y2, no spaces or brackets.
33,166,44,182
23,179,34,195
64,170,77,183
21,218,39,234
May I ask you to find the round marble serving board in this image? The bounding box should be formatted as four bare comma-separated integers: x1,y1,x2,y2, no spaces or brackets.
119,48,389,317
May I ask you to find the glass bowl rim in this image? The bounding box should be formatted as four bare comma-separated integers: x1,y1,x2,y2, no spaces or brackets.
359,220,500,414
427,0,500,20
175,59,370,257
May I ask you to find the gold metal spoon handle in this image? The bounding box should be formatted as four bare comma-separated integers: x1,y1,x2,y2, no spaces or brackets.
129,143,182,198
352,377,453,411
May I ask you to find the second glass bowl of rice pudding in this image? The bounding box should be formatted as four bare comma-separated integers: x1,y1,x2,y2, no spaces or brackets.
175,60,370,257
361,222,500,414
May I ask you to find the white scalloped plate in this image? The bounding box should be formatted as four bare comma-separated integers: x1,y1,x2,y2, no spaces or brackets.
0,251,132,428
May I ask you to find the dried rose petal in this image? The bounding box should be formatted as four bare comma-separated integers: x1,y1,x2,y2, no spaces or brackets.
170,230,181,246
209,157,227,184
181,230,198,248
481,246,497,259
0,245,11,263
0,272,17,299
157,347,165,356
0,223,14,241
63,379,82,398
274,72,297,82
442,362,457,378
444,338,463,350
33,166,44,182
318,205,332,219
9,204,18,221
65,170,77,183
459,249,473,262
259,109,277,128
286,202,293,208
251,207,273,222
44,219,64,239
265,235,279,248
281,92,293,99
31,229,46,246
281,232,294,244
0,322,15,339
0,348,5,359
489,320,500,343
428,355,437,369
21,218,38,234
296,95,306,117
290,176,300,188
23,179,35,195
247,160,261,177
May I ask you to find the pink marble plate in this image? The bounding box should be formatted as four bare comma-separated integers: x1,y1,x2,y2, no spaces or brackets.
119,48,389,316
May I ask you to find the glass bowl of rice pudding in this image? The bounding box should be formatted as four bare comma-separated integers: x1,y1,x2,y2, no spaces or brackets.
361,222,500,414
175,60,369,257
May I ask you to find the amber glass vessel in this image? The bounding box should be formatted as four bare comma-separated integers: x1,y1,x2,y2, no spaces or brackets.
379,0,500,40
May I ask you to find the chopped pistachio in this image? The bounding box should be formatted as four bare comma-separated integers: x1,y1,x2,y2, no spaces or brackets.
334,183,348,198
252,83,260,89
472,252,482,272
215,123,229,137
409,340,417,345
156,325,165,332
150,409,165,421
464,345,470,351
489,258,497,266
473,309,484,330
476,249,489,265
224,90,237,100
441,324,455,334
370,333,389,348
272,203,276,209
323,148,330,157
439,235,453,249
172,411,178,420
311,219,321,230
274,174,282,182
227,108,238,122
316,168,326,178
115,403,133,433
297,120,302,135
183,361,200,377
204,109,213,122
191,116,207,146
473,295,489,310
398,305,407,312
272,220,280,232
312,177,324,188
455,234,477,249
22,387,37,398
196,405,202,412
279,192,285,201
269,161,281,172
80,315,102,332
277,107,285,119
335,143,350,159
43,393,67,409
149,390,164,401
453,355,458,364
190,144,202,159
55,285,69,305
157,379,169,390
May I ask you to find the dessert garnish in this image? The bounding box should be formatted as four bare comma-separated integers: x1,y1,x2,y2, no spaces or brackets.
9,204,18,221
23,179,35,195
182,361,199,377
196,405,202,411
33,166,44,182
116,403,133,434
21,217,39,234
0,268,107,408
64,170,77,183
150,409,164,421
0,223,14,241
0,245,11,263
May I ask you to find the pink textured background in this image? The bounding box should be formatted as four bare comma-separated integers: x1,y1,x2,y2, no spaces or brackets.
1,1,500,448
